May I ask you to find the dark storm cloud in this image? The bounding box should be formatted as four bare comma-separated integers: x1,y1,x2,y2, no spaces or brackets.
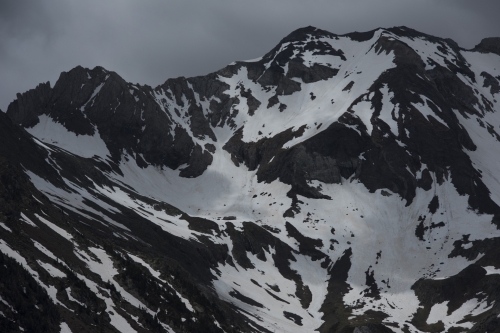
1,0,499,111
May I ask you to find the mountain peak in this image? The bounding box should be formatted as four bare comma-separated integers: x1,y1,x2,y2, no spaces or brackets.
474,37,500,55
280,25,337,43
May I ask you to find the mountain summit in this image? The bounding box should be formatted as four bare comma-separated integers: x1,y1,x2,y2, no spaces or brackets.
1,26,500,333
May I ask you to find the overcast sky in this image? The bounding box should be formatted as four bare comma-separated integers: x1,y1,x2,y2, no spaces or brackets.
1,0,499,111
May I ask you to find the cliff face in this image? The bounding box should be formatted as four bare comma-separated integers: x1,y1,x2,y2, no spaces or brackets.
1,26,500,333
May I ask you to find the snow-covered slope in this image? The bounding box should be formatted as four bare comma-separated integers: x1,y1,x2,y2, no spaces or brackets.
2,26,500,333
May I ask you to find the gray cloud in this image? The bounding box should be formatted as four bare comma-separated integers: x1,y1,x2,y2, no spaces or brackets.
1,0,499,111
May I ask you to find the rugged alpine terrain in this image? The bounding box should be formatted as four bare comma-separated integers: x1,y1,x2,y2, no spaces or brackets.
1,26,500,333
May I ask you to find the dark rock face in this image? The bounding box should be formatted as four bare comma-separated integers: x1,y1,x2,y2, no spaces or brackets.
474,37,500,56
0,252,61,333
353,325,396,333
7,81,52,128
481,71,500,95
2,25,500,333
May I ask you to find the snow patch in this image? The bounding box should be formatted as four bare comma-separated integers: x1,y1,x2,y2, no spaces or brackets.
0,222,12,232
35,213,73,240
483,266,500,275
37,260,67,278
26,115,110,158
60,322,72,333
